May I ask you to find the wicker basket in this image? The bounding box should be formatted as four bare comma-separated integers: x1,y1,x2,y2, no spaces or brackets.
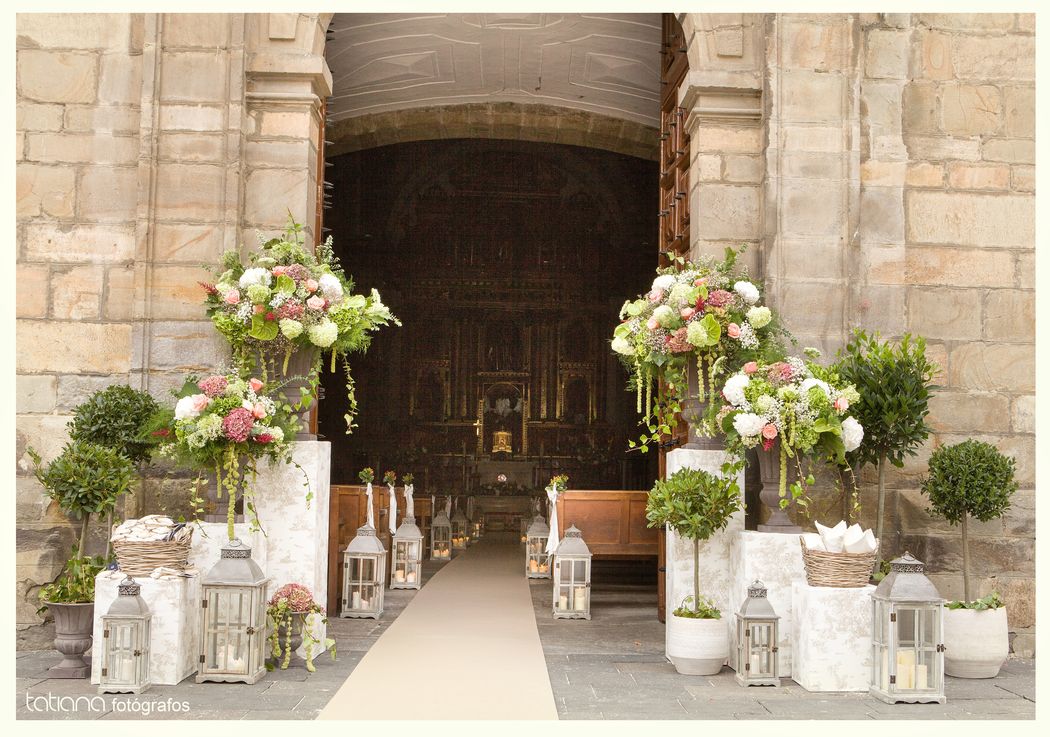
113,526,194,576
799,536,879,588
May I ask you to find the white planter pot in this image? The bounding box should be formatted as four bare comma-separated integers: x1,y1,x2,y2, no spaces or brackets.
944,606,1009,678
666,614,729,676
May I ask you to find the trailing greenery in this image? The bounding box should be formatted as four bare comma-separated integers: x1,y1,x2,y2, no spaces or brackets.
37,551,107,610
673,595,721,619
834,331,937,565
921,439,1017,602
647,465,742,618
946,592,1005,611
69,385,160,465
265,583,335,673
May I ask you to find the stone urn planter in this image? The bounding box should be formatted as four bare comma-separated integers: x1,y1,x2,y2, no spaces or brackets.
756,439,801,533
255,347,319,440
944,607,1009,678
45,602,94,678
679,358,724,451
272,612,307,669
666,614,729,675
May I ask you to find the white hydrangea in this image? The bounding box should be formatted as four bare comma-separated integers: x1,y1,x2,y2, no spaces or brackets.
268,426,285,443
746,306,772,329
799,377,832,397
308,319,339,348
651,274,676,292
238,267,272,289
652,305,675,327
722,374,750,407
174,394,206,421
319,273,343,302
841,416,864,452
611,336,634,355
732,412,767,438
734,280,760,305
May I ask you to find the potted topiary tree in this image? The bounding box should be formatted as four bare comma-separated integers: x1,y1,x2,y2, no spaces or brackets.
646,466,741,675
835,331,937,566
27,441,134,678
921,439,1017,678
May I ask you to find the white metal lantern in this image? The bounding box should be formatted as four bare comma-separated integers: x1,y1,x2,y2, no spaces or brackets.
341,524,387,619
391,516,424,589
98,577,151,694
520,516,529,544
451,506,469,552
525,515,551,578
431,507,452,561
735,580,780,686
870,553,946,704
197,538,269,684
552,525,592,619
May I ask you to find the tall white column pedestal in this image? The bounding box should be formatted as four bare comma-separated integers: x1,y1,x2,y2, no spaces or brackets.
90,570,200,686
792,582,874,692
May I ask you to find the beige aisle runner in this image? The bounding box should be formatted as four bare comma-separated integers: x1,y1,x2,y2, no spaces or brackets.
319,532,558,720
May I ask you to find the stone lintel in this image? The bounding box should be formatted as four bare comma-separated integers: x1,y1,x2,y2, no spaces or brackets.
679,71,762,132
246,53,333,100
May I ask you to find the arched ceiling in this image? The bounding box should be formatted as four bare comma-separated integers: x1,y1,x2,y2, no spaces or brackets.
326,13,662,128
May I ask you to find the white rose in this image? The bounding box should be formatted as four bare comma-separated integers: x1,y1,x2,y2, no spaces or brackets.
175,395,203,421
732,412,767,438
238,267,272,289
651,274,676,292
319,273,343,301
841,416,864,452
722,374,750,407
734,280,760,305
799,378,832,397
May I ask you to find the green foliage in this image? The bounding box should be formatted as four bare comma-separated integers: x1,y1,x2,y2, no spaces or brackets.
673,595,721,619
27,441,135,522
835,330,937,469
38,551,107,609
872,560,892,583
68,385,159,464
646,467,742,542
946,591,1005,610
921,440,1017,524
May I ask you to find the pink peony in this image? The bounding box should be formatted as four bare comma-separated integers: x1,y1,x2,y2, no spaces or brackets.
222,408,254,443
743,361,759,375
680,307,696,320
197,375,228,398
305,278,319,293
761,423,778,441
648,289,665,303
191,394,211,412
646,317,660,331
306,295,326,311
276,300,304,320
706,289,733,308
251,402,267,419
727,323,741,339
834,397,849,412
223,290,240,305
249,378,264,393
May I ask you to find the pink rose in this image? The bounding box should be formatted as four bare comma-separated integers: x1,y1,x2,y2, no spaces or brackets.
252,402,267,419
272,266,287,277
306,295,326,311
727,323,741,339
693,278,706,287
648,289,665,303
761,423,778,441
834,397,849,412
743,361,758,375
223,290,240,305
305,278,319,293
680,307,696,320
249,378,264,393
253,304,266,314
192,394,210,412
647,317,660,331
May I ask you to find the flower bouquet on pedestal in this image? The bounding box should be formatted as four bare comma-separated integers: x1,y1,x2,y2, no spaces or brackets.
716,354,864,531
201,217,400,436
266,583,335,673
147,372,302,540
611,247,786,452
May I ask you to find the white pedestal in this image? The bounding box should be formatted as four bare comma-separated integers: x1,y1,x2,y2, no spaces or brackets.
792,582,874,692
663,449,745,662
90,570,199,686
728,530,806,674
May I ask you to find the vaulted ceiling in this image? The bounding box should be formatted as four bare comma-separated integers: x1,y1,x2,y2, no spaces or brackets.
326,13,662,128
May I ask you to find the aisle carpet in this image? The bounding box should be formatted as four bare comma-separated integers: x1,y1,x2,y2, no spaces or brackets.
318,532,558,720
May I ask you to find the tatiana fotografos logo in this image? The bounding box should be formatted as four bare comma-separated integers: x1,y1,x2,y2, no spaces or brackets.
24,692,190,716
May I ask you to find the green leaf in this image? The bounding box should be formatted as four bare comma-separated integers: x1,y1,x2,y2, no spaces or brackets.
249,314,279,341
275,274,296,294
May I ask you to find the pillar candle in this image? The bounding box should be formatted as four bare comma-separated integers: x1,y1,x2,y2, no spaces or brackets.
529,559,538,573
559,594,568,610
406,571,416,583
395,569,405,583
574,586,587,610
896,650,916,689
351,591,362,609
915,664,928,690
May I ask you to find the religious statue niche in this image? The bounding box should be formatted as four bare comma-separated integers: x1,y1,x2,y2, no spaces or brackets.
483,383,524,456
412,365,448,422
563,377,591,425
484,319,524,372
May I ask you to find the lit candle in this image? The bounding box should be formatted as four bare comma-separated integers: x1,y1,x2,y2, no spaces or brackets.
406,571,416,583
529,559,538,573
559,594,568,610
395,569,405,583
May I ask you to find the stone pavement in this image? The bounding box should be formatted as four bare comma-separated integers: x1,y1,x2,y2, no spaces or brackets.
528,571,1035,720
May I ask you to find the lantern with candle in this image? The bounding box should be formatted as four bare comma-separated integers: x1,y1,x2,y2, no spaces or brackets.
869,553,946,704
552,525,592,620
98,577,151,694
197,539,269,684
391,517,424,590
525,515,551,578
734,580,780,686
341,524,387,619
430,504,452,561
451,502,469,553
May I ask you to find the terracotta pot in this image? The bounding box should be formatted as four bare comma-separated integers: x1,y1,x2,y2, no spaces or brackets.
680,358,725,451
944,607,1009,678
756,440,801,533
666,614,729,675
46,602,94,678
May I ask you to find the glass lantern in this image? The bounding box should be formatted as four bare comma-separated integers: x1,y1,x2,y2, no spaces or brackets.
341,524,387,619
552,525,591,619
98,577,151,694
870,552,946,704
520,516,529,544
451,506,469,553
525,515,551,578
431,507,452,561
735,580,780,686
197,538,269,684
391,515,424,589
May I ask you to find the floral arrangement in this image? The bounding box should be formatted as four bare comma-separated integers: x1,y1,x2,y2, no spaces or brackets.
266,583,335,673
717,353,864,509
403,472,414,485
548,474,569,493
382,470,397,486
147,372,300,540
611,247,784,450
201,218,400,432
358,467,374,484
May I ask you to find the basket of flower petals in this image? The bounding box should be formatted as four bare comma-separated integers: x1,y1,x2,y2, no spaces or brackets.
111,515,194,576
799,521,879,588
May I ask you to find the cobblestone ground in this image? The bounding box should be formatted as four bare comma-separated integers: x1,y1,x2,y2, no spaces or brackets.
529,575,1035,720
